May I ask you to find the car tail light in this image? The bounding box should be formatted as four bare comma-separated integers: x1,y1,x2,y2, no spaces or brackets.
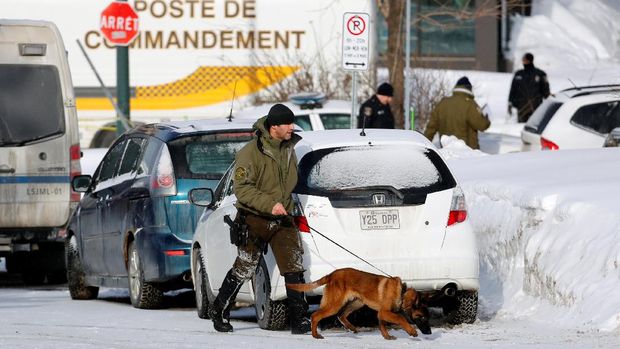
447,186,467,226
294,215,310,233
292,194,310,233
540,137,559,150
69,144,82,204
164,250,186,256
150,145,177,197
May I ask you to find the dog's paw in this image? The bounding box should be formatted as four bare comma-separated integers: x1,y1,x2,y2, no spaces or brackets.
383,335,397,340
313,334,324,340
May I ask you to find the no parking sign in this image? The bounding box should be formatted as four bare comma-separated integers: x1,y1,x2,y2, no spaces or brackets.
341,12,370,71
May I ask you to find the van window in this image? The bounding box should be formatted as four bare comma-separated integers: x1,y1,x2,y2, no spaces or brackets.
570,101,620,135
0,65,64,146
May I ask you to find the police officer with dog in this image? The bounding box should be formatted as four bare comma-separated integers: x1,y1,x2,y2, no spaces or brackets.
357,82,395,129
209,103,311,335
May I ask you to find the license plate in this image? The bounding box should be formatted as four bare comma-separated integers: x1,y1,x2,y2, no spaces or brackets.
359,210,400,230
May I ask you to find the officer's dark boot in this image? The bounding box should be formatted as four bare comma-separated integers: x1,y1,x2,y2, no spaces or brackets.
284,272,311,335
209,270,243,333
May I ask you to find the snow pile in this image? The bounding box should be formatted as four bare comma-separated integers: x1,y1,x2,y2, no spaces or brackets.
441,139,620,332
509,0,620,88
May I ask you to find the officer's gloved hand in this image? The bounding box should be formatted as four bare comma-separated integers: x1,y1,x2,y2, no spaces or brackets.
507,103,513,115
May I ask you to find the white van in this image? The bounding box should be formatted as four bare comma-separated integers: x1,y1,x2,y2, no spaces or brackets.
0,19,81,283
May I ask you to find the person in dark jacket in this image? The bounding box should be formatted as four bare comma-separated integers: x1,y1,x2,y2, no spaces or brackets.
424,77,490,149
209,104,310,335
508,52,551,122
357,82,395,129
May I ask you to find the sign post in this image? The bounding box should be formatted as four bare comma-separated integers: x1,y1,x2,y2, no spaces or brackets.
100,1,139,135
342,12,370,129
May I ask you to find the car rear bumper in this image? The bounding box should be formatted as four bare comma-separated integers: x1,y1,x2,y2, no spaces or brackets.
135,227,191,283
267,255,479,301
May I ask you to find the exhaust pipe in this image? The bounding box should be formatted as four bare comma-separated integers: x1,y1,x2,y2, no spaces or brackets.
442,284,457,297
182,271,192,282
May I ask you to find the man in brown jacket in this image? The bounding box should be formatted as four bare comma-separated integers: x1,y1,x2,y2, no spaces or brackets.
424,77,490,149
209,103,311,335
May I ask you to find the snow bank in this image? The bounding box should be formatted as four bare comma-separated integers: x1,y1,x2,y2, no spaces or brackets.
509,0,620,89
442,140,620,332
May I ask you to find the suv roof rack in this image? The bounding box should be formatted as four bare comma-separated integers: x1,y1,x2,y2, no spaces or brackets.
560,84,620,98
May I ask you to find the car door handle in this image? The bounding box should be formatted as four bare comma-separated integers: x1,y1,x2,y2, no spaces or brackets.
0,166,15,174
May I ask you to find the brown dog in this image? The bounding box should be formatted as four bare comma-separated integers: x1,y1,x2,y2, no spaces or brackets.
286,268,431,340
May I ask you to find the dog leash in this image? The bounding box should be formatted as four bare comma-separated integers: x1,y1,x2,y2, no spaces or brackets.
305,224,393,278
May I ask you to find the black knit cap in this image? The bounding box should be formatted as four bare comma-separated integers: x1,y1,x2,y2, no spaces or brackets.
377,82,394,97
523,52,534,62
455,76,472,90
265,103,295,128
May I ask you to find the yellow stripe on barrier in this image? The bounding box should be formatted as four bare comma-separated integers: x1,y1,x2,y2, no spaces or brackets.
76,65,299,111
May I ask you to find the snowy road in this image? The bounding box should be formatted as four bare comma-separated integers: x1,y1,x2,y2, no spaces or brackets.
0,283,618,349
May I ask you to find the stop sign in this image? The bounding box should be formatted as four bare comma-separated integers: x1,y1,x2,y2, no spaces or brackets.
100,1,140,46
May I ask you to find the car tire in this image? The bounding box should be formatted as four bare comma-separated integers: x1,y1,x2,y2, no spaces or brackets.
193,247,213,319
446,291,478,325
65,236,99,300
253,257,288,330
128,241,164,309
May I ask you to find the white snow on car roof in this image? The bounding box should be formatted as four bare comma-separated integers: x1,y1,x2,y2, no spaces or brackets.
162,118,256,133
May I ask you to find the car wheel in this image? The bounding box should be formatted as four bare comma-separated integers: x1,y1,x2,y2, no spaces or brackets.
446,291,478,325
128,241,163,309
193,247,214,319
253,257,288,330
65,236,99,300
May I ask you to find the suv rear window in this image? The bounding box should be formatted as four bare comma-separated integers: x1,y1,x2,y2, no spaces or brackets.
168,131,253,179
570,101,620,135
296,145,456,195
0,64,64,146
524,99,563,134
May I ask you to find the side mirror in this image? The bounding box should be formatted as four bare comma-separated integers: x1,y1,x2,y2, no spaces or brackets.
189,188,215,207
72,175,92,192
604,127,620,147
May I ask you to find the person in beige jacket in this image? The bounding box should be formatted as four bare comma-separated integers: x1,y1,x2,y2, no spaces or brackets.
424,77,490,149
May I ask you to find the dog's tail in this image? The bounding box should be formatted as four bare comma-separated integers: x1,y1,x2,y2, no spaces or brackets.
285,275,330,292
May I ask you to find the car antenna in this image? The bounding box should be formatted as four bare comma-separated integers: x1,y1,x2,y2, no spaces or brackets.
360,112,367,136
227,81,238,122
567,78,578,89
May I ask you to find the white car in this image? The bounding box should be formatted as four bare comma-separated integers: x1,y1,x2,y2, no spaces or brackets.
190,129,479,329
233,94,352,131
521,84,620,151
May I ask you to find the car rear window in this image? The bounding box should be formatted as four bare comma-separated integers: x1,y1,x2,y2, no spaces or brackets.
168,131,253,179
0,64,65,146
296,145,456,195
570,100,620,135
524,99,563,134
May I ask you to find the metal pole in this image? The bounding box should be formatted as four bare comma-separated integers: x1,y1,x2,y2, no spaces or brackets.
351,71,357,129
116,0,130,137
404,0,411,130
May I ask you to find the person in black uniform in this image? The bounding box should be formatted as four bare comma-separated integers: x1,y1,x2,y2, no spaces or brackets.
508,52,551,123
357,82,395,129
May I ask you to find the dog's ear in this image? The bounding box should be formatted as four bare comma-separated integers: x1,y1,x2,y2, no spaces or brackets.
401,288,416,311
